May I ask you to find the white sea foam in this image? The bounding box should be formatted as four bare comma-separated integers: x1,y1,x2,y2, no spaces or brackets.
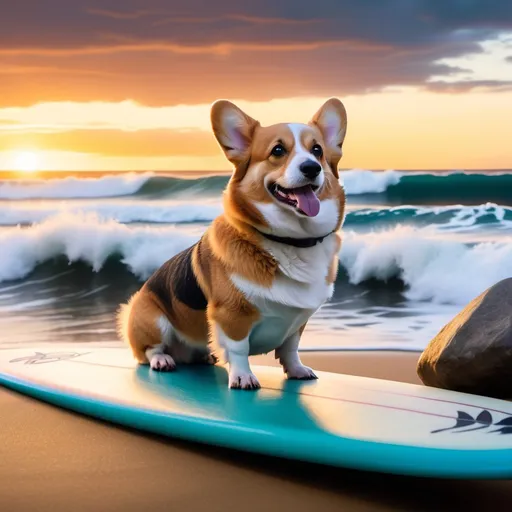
2,200,509,234
340,226,512,305
429,203,512,232
349,202,512,232
0,199,222,225
0,212,200,283
341,169,402,194
0,172,153,200
1,213,511,306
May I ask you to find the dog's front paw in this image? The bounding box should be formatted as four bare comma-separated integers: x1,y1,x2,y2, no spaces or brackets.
229,371,261,390
150,354,176,372
286,364,318,380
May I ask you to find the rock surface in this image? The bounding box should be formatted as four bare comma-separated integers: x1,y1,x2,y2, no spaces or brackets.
417,278,512,399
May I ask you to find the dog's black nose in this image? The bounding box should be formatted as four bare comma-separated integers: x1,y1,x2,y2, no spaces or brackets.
299,160,322,180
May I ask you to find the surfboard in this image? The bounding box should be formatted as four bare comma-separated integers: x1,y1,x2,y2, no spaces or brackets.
1,345,512,479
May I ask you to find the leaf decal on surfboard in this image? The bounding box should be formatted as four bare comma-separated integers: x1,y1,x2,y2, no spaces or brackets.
432,410,512,435
477,410,493,424
431,411,475,434
9,351,87,365
492,426,512,435
494,417,512,427
453,410,493,433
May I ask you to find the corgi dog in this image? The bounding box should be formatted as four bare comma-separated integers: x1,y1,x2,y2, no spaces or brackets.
117,98,347,390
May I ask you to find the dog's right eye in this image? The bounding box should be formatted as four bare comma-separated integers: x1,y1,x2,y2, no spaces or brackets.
270,144,286,158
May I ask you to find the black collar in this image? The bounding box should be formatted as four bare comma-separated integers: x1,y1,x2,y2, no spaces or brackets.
257,230,334,248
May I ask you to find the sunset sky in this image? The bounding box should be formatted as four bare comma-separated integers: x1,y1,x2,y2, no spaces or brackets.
1,1,511,172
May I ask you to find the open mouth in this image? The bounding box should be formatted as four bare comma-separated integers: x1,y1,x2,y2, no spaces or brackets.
268,183,320,217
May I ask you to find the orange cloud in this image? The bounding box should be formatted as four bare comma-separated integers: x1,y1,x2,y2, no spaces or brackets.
86,8,156,20
0,65,116,76
0,129,219,157
87,9,324,26
0,39,361,57
154,14,325,26
0,40,408,109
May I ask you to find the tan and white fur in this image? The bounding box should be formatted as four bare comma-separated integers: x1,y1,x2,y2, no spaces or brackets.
117,98,347,390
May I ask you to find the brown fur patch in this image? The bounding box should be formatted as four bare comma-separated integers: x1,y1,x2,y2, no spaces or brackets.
326,233,342,284
118,289,167,363
223,178,269,229
318,170,346,232
208,216,277,287
161,298,209,345
208,301,259,342
191,237,213,299
193,225,262,341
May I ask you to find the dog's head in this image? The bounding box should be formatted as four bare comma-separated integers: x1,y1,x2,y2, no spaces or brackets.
211,99,347,238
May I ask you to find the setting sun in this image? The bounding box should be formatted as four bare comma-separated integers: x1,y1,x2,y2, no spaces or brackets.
13,151,40,173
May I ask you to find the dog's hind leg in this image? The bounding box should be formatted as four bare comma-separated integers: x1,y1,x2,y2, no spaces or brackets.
117,290,176,372
275,327,317,380
146,315,176,372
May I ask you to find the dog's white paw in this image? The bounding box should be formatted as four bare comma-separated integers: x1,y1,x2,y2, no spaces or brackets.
286,364,318,380
150,354,176,372
229,371,261,390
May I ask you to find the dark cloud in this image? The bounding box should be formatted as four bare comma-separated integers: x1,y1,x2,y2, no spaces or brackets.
427,80,512,93
0,0,511,106
4,0,511,48
420,1,512,27
0,46,470,108
86,8,156,20
506,55,512,63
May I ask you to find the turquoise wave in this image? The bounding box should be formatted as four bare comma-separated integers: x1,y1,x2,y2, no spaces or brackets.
135,171,512,205
361,172,512,205
1,170,511,205
344,204,512,229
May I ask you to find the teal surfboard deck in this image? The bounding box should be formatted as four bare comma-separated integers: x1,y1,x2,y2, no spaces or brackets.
1,346,512,479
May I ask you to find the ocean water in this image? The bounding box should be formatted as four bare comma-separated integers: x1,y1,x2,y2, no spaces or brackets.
1,169,511,353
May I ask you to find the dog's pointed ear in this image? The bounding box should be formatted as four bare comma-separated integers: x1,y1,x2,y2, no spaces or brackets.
210,100,259,167
310,98,347,177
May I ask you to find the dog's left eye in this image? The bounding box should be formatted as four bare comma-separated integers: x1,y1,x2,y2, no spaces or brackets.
270,144,286,158
311,144,323,158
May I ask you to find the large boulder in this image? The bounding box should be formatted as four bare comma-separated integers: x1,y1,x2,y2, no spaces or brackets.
417,278,512,399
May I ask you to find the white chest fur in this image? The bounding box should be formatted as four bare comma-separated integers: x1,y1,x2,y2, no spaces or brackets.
230,234,337,355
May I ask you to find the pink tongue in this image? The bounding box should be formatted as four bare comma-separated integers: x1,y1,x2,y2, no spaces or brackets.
291,185,320,217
